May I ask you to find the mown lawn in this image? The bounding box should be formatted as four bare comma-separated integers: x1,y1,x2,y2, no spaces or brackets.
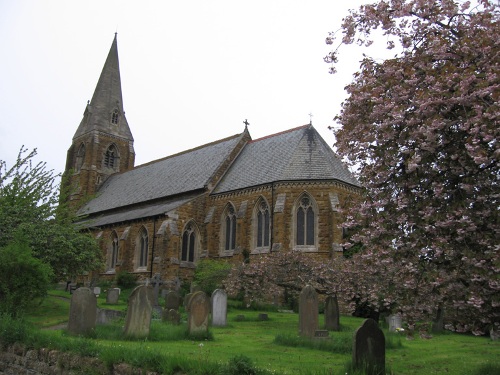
17,289,500,374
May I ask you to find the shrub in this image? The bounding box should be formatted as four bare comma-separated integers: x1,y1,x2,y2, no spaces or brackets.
193,259,231,295
225,354,259,375
0,314,33,349
116,271,137,289
0,237,53,317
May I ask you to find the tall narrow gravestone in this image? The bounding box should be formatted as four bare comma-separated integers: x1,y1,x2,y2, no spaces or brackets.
123,285,154,338
67,287,97,336
211,289,227,327
324,295,340,331
299,285,318,338
188,291,210,335
353,319,385,375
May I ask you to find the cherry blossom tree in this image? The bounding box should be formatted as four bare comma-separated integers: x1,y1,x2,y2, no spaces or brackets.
325,0,499,334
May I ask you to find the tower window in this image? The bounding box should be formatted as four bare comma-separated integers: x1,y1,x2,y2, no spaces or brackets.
111,109,119,124
104,145,117,169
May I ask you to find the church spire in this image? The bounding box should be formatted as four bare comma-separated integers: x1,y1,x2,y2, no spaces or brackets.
73,33,133,142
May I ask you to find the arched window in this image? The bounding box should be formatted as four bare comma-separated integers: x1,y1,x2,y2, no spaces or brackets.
294,193,317,250
107,231,119,272
111,109,119,124
181,221,199,263
135,227,149,270
222,203,237,253
75,143,85,171
104,144,118,169
253,197,270,253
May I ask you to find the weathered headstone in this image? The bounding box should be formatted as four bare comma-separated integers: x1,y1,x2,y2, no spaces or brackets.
314,329,329,339
162,308,181,325
324,295,340,331
299,285,318,338
353,319,385,375
93,286,101,297
387,314,402,332
106,288,120,304
123,285,154,338
150,273,164,307
67,287,97,336
188,291,210,334
258,313,269,321
96,308,124,325
211,289,227,327
165,290,182,311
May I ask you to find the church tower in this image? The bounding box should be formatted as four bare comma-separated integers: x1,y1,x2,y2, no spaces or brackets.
64,34,135,208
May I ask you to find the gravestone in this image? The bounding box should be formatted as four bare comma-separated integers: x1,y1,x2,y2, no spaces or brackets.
353,319,385,375
67,287,97,336
162,308,181,325
432,307,445,333
93,287,101,297
324,295,340,331
188,291,210,334
165,291,182,311
123,285,154,338
314,329,329,339
387,314,402,332
211,289,227,327
258,313,269,321
150,273,164,307
299,285,318,338
106,288,120,304
96,308,124,325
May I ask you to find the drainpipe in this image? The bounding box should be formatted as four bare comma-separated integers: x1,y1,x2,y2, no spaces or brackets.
270,182,275,249
150,217,157,278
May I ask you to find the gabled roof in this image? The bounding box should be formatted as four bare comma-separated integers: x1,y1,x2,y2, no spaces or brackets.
73,34,133,141
78,132,245,217
212,124,360,194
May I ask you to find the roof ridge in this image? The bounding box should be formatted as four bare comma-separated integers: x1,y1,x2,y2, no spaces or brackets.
134,132,244,169
250,124,310,143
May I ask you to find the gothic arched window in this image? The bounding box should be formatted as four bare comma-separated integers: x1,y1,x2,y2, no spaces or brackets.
135,227,149,270
107,231,119,272
104,145,118,169
222,204,237,253
181,221,198,263
75,143,85,171
253,197,270,253
294,193,317,250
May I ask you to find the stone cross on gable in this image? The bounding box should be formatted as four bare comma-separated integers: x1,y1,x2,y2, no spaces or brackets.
243,119,250,129
149,273,164,307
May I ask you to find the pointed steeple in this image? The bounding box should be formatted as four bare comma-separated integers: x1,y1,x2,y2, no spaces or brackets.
73,33,133,141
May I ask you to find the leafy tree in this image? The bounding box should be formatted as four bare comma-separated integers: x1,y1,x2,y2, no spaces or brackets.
325,0,499,334
0,147,102,281
193,259,232,295
0,236,53,317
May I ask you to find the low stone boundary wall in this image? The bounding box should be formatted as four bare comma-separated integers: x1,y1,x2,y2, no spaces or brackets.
0,344,158,375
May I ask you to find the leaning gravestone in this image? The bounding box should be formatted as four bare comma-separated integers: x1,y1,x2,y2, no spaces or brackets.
324,295,340,331
123,285,154,338
67,287,97,336
165,290,182,311
353,319,385,375
106,288,120,304
299,285,318,338
188,291,210,334
211,289,227,327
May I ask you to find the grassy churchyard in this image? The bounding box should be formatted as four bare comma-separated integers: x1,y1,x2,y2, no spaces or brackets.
3,287,498,375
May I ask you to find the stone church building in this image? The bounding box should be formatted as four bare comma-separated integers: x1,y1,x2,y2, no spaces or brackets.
65,35,360,286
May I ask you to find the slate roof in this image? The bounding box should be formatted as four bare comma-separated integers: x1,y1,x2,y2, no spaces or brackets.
78,133,244,217
212,124,360,193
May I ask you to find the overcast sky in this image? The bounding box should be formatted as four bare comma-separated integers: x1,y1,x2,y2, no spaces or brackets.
0,0,387,179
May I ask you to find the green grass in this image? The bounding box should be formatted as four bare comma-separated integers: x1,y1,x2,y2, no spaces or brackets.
6,290,500,374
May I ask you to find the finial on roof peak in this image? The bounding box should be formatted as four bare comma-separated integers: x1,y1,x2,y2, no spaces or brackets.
243,119,250,130
308,112,313,125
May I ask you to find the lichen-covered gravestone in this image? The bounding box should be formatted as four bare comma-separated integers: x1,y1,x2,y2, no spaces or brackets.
188,291,210,334
165,290,181,311
67,287,97,336
352,318,385,375
211,289,227,327
123,285,154,338
299,285,318,338
106,288,120,304
324,295,340,331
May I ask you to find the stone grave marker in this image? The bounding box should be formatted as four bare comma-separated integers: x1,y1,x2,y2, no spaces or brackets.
352,318,385,375
258,313,269,321
432,307,445,333
150,273,164,307
299,285,318,338
188,291,210,334
324,295,340,331
165,290,182,311
106,288,120,304
123,285,154,338
387,314,402,332
67,287,97,336
93,287,101,297
211,289,227,327
162,308,181,325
